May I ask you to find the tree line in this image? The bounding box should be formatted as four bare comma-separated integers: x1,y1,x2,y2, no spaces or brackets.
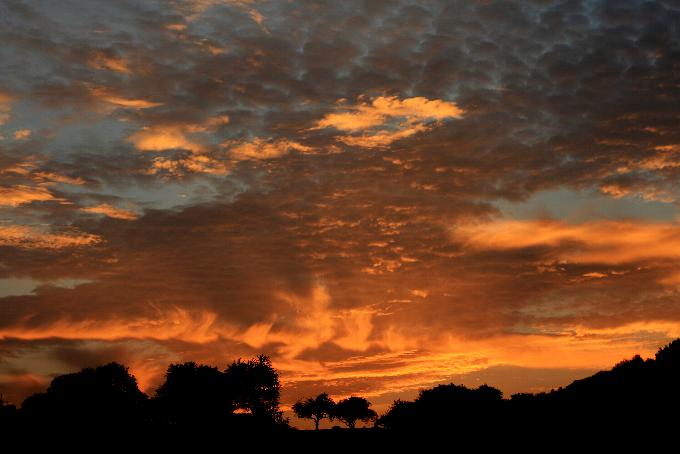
0,353,380,433
293,394,377,430
2,355,287,432
2,339,680,436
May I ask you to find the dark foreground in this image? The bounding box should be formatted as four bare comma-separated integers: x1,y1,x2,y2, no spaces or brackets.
3,340,680,449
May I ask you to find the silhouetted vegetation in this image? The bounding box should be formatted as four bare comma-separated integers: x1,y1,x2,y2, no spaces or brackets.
20,362,148,428
376,383,503,430
377,339,680,436
152,355,284,430
0,394,17,429
333,396,377,429
153,361,231,426
6,340,680,442
293,393,336,430
225,355,284,425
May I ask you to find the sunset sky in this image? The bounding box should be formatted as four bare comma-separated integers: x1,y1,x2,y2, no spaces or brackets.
2,0,680,424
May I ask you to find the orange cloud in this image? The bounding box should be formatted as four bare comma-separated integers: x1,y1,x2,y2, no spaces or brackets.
600,183,631,198
226,138,313,161
314,96,463,148
0,90,15,125
455,219,680,264
0,185,54,206
315,96,464,132
192,115,230,132
614,144,680,173
13,129,31,140
411,289,428,298
583,272,607,278
4,282,679,410
165,23,188,32
151,154,229,176
0,225,101,249
87,52,132,74
128,126,204,153
273,285,377,354
88,86,162,110
280,321,680,412
81,204,139,220
0,284,376,362
175,0,258,21
129,116,229,153
600,182,674,203
248,9,269,33
148,137,311,176
338,123,429,148
0,308,225,343
33,172,86,186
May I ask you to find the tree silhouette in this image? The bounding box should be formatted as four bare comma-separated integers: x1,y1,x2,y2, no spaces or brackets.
10,338,680,439
333,396,377,429
21,362,147,427
292,393,336,430
224,355,286,426
154,361,233,426
374,399,416,430
0,394,17,427
377,383,503,430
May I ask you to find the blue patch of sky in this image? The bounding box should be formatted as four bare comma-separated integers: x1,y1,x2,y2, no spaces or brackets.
64,176,240,210
496,188,679,222
0,277,92,298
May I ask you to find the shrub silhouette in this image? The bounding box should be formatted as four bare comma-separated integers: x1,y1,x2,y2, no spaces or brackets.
292,392,336,430
333,396,377,429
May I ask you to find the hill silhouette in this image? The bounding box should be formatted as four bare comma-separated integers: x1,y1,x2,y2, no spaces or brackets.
377,338,680,438
3,340,680,447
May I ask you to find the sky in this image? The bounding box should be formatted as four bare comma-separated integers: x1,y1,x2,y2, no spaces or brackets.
1,0,680,425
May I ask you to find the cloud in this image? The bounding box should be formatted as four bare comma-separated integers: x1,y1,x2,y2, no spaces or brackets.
13,129,31,140
148,137,311,176
0,160,85,208
150,153,229,176
86,51,132,74
2,0,680,414
128,116,229,153
128,126,205,153
316,97,464,132
226,138,313,161
0,307,226,343
81,203,139,220
0,225,101,249
0,185,54,206
455,219,680,264
88,86,162,110
32,172,86,186
339,123,430,148
0,90,15,125
173,0,259,22
314,96,464,148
